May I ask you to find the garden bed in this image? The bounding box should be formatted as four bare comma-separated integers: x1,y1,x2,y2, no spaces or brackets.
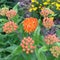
0,0,60,60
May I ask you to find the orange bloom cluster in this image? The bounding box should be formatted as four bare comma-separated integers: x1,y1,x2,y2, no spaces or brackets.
20,37,35,54
6,10,16,20
3,21,18,33
40,8,54,17
50,46,60,58
23,17,38,33
44,34,60,45
0,7,9,16
43,17,54,29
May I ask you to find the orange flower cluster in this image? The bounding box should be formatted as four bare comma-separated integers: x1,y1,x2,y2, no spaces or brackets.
23,17,38,33
20,37,35,54
6,10,16,20
43,17,54,29
0,7,9,16
44,34,60,45
40,8,54,17
50,46,60,58
3,21,18,33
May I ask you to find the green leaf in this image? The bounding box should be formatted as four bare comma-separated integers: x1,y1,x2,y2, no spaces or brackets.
0,0,7,3
35,47,47,60
56,29,60,38
34,26,40,36
0,48,4,52
38,46,48,54
39,52,47,60
55,42,60,46
11,15,19,23
13,2,19,13
5,44,17,53
0,58,4,60
32,24,45,45
31,11,40,19
12,46,22,56
32,25,41,45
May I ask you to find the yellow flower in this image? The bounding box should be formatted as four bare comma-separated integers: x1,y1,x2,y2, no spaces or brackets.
31,5,34,7
56,3,60,10
29,8,33,12
29,7,37,12
35,1,39,4
51,2,56,5
33,7,37,11
43,2,49,5
31,0,36,2
39,6,41,8
46,0,50,2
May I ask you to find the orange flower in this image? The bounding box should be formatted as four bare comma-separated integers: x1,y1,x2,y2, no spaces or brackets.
6,10,16,20
20,37,35,54
40,8,54,17
44,34,60,45
43,17,54,29
50,46,60,58
23,17,38,33
3,21,18,33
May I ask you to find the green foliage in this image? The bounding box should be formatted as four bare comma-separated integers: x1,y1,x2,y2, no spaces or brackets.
35,46,48,60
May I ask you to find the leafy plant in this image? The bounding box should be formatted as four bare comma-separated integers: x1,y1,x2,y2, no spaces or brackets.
0,0,60,60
